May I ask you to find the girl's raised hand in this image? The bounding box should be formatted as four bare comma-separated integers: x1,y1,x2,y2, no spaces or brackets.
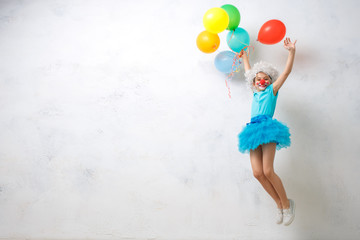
240,49,248,58
284,37,297,51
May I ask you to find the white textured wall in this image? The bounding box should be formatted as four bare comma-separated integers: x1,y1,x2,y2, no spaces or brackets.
0,0,359,239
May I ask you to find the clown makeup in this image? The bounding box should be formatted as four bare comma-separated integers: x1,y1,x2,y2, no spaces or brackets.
253,72,271,91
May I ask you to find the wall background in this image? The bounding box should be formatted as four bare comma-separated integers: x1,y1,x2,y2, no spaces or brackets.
0,0,359,239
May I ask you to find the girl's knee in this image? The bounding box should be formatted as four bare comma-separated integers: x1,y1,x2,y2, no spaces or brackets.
253,170,265,180
264,168,275,179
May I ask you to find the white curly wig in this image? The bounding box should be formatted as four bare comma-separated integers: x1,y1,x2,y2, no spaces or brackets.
244,61,279,91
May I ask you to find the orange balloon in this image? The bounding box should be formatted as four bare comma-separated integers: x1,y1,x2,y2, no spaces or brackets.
258,19,286,45
196,31,220,53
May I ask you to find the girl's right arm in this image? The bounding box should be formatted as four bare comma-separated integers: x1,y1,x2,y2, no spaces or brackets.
272,38,297,95
241,50,251,71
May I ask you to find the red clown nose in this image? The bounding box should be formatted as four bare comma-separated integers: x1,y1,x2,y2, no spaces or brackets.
260,79,266,85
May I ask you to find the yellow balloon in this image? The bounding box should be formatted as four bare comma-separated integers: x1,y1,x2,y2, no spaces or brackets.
203,7,229,34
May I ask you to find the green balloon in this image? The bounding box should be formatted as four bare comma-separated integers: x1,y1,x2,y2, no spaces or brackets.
221,4,240,30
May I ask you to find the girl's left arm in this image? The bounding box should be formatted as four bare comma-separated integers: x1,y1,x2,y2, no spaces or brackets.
273,38,297,95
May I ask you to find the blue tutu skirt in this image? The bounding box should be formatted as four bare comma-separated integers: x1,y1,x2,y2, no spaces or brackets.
238,115,291,153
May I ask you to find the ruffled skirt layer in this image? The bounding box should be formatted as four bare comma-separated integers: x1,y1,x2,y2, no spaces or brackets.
238,115,291,153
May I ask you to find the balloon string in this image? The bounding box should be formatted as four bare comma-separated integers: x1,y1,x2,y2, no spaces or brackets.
225,76,232,99
225,45,255,99
224,30,256,98
227,30,235,46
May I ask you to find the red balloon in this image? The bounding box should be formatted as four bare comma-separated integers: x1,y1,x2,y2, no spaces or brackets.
257,19,286,45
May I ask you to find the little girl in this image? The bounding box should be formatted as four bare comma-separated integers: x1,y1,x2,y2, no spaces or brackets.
238,38,297,226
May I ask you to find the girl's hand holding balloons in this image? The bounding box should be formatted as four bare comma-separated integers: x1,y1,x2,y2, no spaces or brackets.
240,49,248,59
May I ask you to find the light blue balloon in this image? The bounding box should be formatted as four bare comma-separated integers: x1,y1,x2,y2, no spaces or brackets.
214,51,241,73
227,27,250,52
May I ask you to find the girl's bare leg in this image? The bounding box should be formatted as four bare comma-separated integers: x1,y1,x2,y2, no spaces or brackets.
262,142,290,209
250,146,283,209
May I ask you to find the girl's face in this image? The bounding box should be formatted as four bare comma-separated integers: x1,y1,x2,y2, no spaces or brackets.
253,72,271,91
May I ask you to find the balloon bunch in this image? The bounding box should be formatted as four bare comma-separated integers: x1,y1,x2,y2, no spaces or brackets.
196,4,287,98
196,5,247,69
196,4,247,98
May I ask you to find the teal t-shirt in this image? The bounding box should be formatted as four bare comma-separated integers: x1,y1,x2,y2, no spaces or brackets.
251,84,278,118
